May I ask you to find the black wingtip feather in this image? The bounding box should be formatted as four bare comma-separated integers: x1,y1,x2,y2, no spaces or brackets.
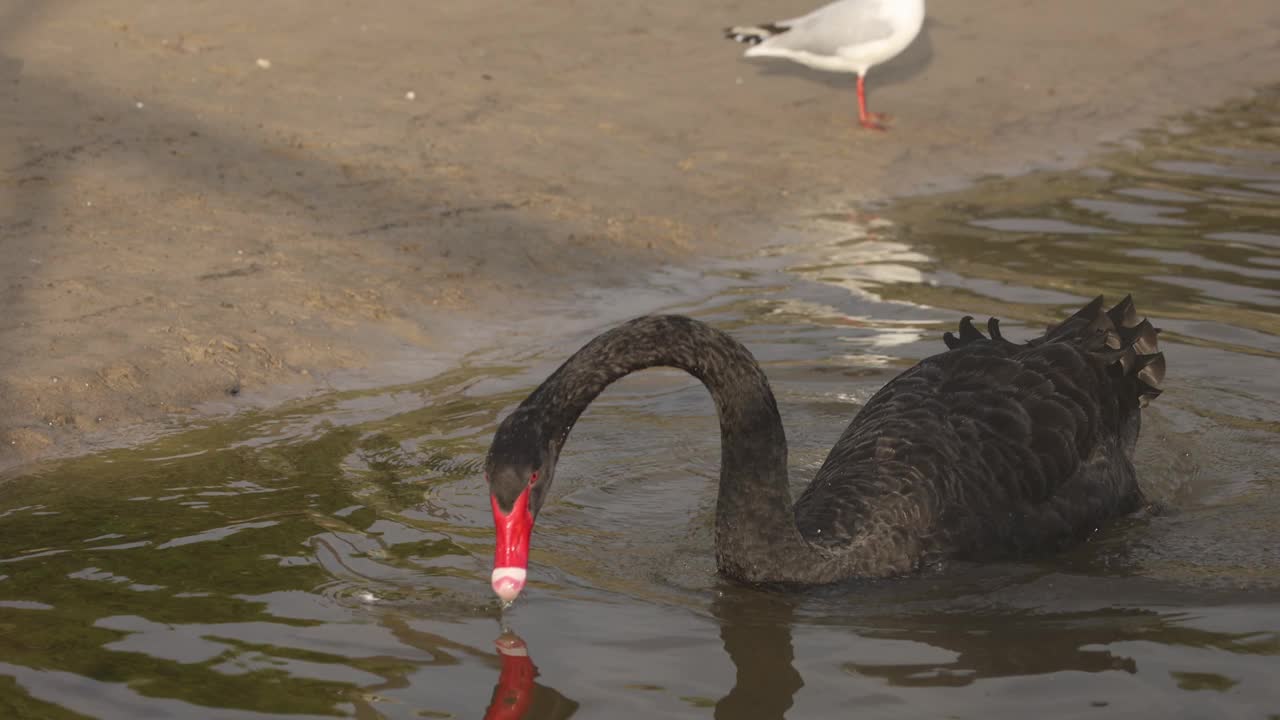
1091,297,1164,405
1107,294,1138,329
941,295,1166,407
1135,352,1165,387
943,314,1013,350
1074,295,1107,322
958,316,986,343
1132,321,1159,356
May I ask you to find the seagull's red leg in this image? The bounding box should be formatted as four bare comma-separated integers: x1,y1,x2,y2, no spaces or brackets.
857,74,887,131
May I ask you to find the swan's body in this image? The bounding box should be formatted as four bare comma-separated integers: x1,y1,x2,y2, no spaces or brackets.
724,0,926,129
485,297,1164,601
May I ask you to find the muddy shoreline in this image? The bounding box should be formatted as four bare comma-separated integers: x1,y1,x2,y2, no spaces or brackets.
3,0,1279,471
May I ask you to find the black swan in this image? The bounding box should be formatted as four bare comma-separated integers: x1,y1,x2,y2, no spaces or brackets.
485,296,1164,601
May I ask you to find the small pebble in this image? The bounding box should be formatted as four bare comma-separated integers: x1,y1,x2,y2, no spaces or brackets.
405,90,416,101
135,101,144,109
256,58,271,69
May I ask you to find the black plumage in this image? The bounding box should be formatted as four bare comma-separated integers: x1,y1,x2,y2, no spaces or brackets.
484,296,1165,586
723,23,792,46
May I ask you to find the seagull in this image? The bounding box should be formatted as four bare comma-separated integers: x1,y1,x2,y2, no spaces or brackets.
725,0,926,130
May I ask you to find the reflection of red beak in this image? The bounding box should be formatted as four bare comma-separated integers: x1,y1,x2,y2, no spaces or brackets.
484,632,536,720
491,486,532,603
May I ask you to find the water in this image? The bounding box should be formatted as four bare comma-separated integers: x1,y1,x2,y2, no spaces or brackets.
2,93,1279,718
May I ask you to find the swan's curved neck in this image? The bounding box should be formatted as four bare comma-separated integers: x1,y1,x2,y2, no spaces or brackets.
521,315,818,582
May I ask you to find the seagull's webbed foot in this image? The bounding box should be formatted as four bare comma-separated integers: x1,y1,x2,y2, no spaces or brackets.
859,114,889,131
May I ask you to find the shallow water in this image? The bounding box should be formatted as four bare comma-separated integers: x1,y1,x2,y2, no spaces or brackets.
2,93,1279,718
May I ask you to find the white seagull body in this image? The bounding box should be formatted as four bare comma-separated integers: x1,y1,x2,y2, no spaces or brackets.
726,0,926,129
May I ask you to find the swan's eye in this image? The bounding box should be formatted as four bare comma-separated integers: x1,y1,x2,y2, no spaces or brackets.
528,471,539,486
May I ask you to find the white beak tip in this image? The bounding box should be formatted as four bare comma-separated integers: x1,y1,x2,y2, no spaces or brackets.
491,567,527,603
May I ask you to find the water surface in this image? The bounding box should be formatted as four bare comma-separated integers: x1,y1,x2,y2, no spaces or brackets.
1,93,1279,718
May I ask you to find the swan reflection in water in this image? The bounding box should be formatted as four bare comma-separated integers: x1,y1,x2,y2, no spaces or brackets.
483,631,578,720
480,580,1271,720
481,589,805,720
478,592,805,720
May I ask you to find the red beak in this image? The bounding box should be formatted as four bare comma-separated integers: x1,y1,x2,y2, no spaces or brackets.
491,486,532,602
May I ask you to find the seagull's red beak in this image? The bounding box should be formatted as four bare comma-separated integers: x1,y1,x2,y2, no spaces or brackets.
491,486,532,603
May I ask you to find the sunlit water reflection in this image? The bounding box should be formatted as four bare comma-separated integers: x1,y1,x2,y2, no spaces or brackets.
1,92,1278,718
